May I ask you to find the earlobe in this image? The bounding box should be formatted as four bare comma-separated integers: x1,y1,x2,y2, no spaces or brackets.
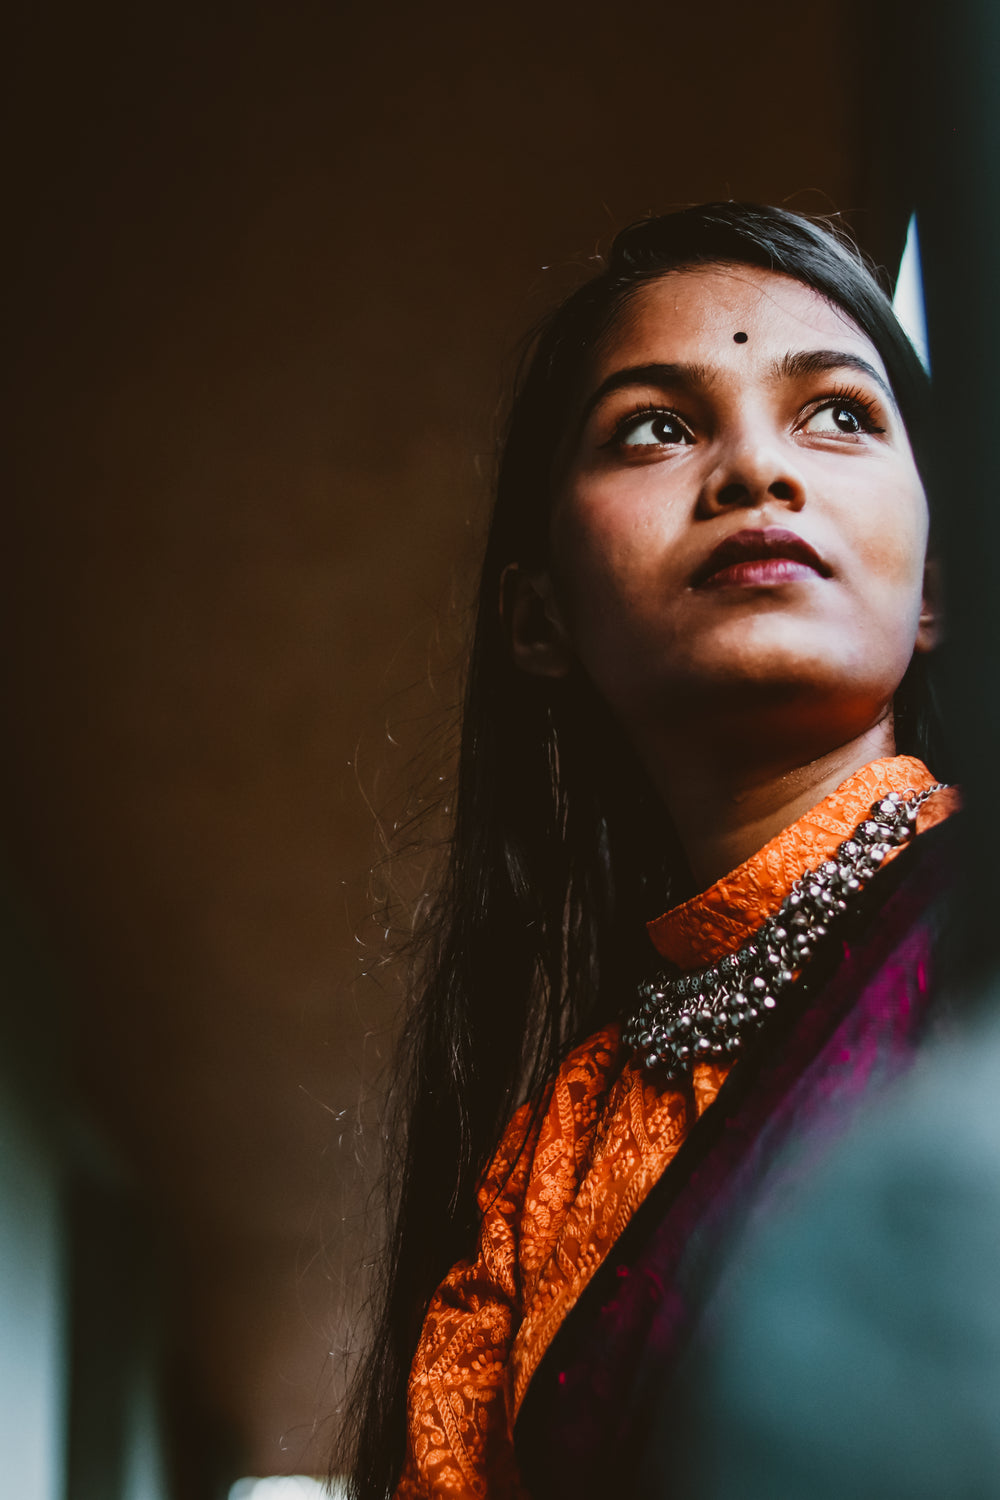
501,563,575,679
915,556,945,654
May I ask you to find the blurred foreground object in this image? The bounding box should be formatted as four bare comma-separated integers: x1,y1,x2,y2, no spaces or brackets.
658,1007,1000,1499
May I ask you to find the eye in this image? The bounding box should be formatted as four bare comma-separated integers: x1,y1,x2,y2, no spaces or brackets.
614,408,694,448
801,396,884,438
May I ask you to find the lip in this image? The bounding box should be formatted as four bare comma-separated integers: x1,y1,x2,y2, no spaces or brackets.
691,527,831,590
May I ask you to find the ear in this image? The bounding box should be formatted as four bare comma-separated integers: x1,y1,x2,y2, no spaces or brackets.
915,554,945,653
500,563,574,678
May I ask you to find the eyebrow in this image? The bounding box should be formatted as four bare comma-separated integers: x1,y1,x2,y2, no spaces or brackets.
579,362,713,428
772,349,897,408
579,348,898,429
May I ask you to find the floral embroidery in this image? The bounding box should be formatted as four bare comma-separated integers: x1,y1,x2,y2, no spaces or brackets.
394,1029,701,1498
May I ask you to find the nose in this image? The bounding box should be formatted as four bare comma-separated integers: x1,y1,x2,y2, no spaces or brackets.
697,424,806,517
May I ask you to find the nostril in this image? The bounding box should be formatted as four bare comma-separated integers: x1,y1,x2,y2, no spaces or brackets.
717,482,750,507
770,480,795,500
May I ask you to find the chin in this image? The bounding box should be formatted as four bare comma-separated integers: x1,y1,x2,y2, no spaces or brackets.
653,645,902,725
668,616,909,701
677,656,899,740
589,616,913,737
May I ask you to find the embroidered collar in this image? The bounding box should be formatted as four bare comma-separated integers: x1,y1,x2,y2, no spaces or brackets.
646,756,948,970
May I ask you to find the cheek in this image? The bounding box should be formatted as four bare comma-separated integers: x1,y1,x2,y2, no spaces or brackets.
880,525,928,613
857,534,925,606
551,483,683,626
836,489,929,679
837,467,928,597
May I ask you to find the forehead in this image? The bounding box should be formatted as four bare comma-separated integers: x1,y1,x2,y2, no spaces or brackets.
593,264,887,383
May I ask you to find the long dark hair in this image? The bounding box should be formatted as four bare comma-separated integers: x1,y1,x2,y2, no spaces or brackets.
337,202,942,1498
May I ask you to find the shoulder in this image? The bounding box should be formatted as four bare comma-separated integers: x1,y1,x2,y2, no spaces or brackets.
915,784,961,835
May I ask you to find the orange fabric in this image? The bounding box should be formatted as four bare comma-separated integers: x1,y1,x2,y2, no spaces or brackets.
395,1029,707,1498
648,756,951,967
394,757,956,1499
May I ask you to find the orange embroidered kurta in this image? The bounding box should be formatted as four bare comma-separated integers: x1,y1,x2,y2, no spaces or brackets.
395,757,958,1498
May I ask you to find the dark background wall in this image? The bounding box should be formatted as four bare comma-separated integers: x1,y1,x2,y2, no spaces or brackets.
4,2,907,1490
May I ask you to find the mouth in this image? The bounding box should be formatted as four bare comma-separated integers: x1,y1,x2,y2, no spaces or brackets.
691,527,832,590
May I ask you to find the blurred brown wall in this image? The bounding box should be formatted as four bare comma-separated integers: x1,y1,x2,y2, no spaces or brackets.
4,0,897,1482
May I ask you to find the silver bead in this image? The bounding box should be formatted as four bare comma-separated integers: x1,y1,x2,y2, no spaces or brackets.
628,786,940,1076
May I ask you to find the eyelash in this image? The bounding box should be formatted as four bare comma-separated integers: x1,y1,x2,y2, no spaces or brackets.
606,404,692,447
806,385,886,434
606,384,887,447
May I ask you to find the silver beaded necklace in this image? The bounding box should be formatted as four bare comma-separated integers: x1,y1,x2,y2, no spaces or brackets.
623,784,946,1080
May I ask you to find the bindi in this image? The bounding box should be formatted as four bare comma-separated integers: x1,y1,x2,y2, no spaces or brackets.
733,331,748,343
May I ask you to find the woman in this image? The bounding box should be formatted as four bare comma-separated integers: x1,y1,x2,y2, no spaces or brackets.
340,202,959,1499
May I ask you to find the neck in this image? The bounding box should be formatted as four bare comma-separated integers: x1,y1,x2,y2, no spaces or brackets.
651,714,898,891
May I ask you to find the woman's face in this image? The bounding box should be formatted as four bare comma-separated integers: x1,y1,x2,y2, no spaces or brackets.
536,264,935,758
